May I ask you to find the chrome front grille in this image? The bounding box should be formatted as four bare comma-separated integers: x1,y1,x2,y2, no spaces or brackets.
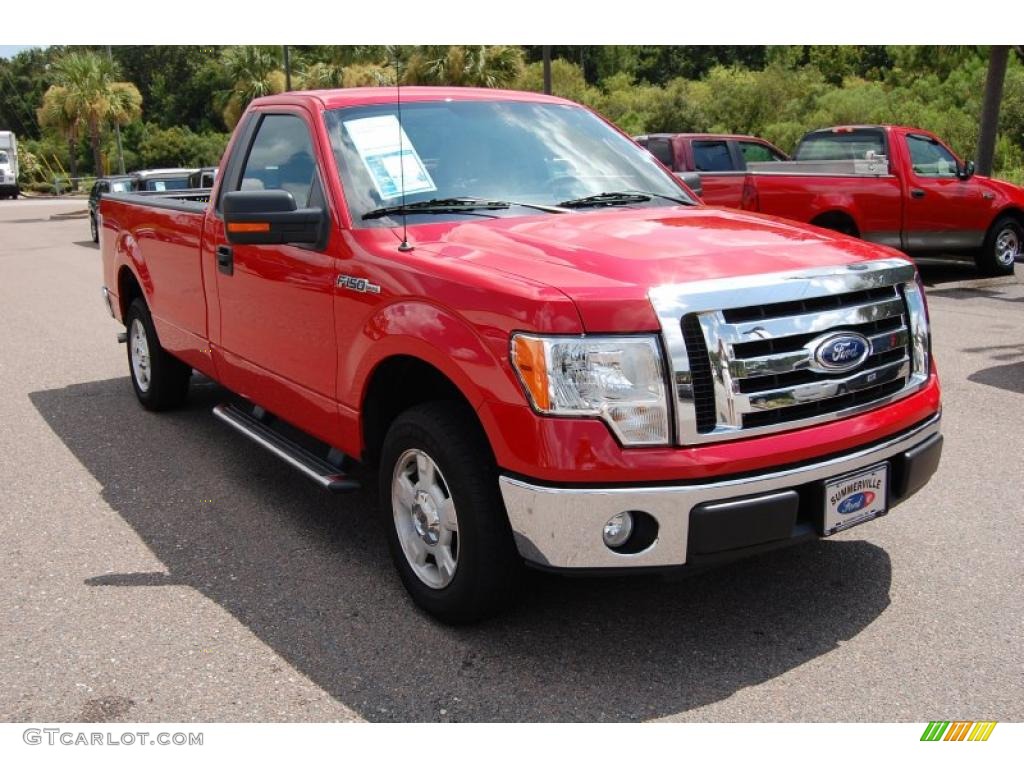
649,259,931,445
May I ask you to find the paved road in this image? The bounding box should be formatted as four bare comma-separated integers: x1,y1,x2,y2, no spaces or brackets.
1,197,1021,722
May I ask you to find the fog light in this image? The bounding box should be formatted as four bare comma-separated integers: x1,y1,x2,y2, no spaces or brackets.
603,511,634,549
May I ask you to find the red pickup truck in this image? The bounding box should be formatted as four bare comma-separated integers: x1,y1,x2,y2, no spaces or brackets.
100,88,942,622
634,132,789,207
642,126,1024,276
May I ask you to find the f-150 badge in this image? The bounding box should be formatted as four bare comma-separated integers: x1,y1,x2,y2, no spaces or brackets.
337,275,381,294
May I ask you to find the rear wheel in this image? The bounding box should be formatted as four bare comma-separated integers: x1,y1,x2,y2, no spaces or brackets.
125,298,191,411
378,402,520,623
976,216,1020,276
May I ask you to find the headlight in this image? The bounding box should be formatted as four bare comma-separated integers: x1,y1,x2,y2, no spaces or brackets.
904,274,931,377
511,333,671,446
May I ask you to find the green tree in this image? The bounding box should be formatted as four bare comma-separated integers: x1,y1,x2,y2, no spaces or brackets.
296,61,344,90
402,46,523,88
48,51,142,175
36,84,83,179
112,46,230,132
219,46,286,129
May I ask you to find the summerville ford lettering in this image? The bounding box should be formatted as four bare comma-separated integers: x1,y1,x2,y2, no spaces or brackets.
830,476,884,507
98,87,943,623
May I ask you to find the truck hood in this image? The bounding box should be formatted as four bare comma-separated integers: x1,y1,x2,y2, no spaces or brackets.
408,206,907,332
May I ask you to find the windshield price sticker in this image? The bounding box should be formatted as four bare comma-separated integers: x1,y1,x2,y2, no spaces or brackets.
343,115,436,200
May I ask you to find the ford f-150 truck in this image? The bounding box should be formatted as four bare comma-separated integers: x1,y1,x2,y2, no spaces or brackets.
742,125,1024,276
634,132,789,207
640,126,1024,276
99,88,943,623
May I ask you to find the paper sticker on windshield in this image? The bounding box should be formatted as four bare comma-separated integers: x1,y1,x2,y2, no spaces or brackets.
343,115,436,200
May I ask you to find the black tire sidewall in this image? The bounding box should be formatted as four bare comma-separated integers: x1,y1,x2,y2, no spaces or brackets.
378,402,518,623
980,216,1021,276
90,213,98,243
125,298,189,411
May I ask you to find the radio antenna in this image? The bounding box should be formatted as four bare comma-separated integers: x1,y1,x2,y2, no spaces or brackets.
395,68,413,252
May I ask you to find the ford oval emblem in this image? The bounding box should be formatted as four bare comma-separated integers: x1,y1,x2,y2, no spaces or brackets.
837,491,875,515
811,332,870,372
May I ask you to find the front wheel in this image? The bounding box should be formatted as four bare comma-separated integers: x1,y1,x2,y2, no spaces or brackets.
125,298,191,411
90,212,99,243
378,402,520,623
976,216,1021,276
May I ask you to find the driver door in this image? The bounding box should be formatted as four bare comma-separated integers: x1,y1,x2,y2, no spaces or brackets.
211,110,340,441
902,133,992,251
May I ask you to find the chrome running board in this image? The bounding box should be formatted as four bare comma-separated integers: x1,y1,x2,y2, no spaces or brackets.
212,403,360,493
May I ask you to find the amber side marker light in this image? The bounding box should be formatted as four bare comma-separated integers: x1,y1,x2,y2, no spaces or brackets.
511,335,551,411
227,222,271,233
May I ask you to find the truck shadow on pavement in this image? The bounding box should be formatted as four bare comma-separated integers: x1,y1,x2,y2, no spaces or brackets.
31,377,893,722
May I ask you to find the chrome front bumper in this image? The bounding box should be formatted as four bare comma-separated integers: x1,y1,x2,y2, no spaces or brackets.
499,414,941,570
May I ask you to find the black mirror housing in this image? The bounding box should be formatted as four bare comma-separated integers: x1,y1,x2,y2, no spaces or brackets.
222,190,326,246
958,160,976,180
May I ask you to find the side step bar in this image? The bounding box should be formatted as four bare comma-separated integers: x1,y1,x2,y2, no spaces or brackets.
212,403,360,493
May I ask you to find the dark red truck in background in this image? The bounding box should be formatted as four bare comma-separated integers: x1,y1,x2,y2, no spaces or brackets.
99,88,943,622
639,125,1024,275
634,132,788,207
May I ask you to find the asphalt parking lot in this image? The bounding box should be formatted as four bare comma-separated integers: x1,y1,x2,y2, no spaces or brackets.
1,196,1021,723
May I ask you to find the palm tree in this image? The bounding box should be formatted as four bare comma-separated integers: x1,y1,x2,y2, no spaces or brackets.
50,51,142,176
219,46,286,129
296,61,344,91
37,84,82,181
402,46,524,88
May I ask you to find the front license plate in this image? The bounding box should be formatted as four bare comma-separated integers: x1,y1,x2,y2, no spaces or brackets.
823,462,889,536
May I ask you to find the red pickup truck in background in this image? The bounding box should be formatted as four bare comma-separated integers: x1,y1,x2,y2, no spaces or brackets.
99,88,942,622
634,132,788,207
640,125,1024,275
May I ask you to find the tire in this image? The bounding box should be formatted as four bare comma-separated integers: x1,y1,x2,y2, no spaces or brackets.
125,298,191,411
378,401,520,624
90,212,99,243
976,215,1021,276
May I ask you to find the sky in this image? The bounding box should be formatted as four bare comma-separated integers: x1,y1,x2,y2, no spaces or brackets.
0,45,43,60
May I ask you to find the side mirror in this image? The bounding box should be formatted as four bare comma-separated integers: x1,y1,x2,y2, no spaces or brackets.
957,159,976,180
222,190,325,246
675,171,703,199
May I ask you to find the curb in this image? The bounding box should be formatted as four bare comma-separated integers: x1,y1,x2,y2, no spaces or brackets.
49,209,90,220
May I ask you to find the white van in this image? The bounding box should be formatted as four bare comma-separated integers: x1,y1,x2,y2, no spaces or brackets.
0,131,19,199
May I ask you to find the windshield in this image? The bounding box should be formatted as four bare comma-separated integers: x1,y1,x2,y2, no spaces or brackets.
141,177,190,191
324,99,693,227
794,129,887,161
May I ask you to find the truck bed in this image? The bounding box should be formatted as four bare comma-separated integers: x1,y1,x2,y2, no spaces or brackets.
100,192,212,366
105,189,211,212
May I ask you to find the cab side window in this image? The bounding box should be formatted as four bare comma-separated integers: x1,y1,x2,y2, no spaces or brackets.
739,141,785,165
692,141,734,172
645,138,676,170
240,114,318,206
906,134,958,177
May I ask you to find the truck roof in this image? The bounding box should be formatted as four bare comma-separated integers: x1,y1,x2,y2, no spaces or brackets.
249,86,576,111
802,125,922,135
638,132,773,142
131,168,195,178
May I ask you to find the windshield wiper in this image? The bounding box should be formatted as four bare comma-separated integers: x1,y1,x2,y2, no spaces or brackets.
557,190,695,208
362,196,568,221
363,198,508,220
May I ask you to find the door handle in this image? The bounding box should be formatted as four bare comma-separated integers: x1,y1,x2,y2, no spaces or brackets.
216,245,233,276
910,189,926,199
